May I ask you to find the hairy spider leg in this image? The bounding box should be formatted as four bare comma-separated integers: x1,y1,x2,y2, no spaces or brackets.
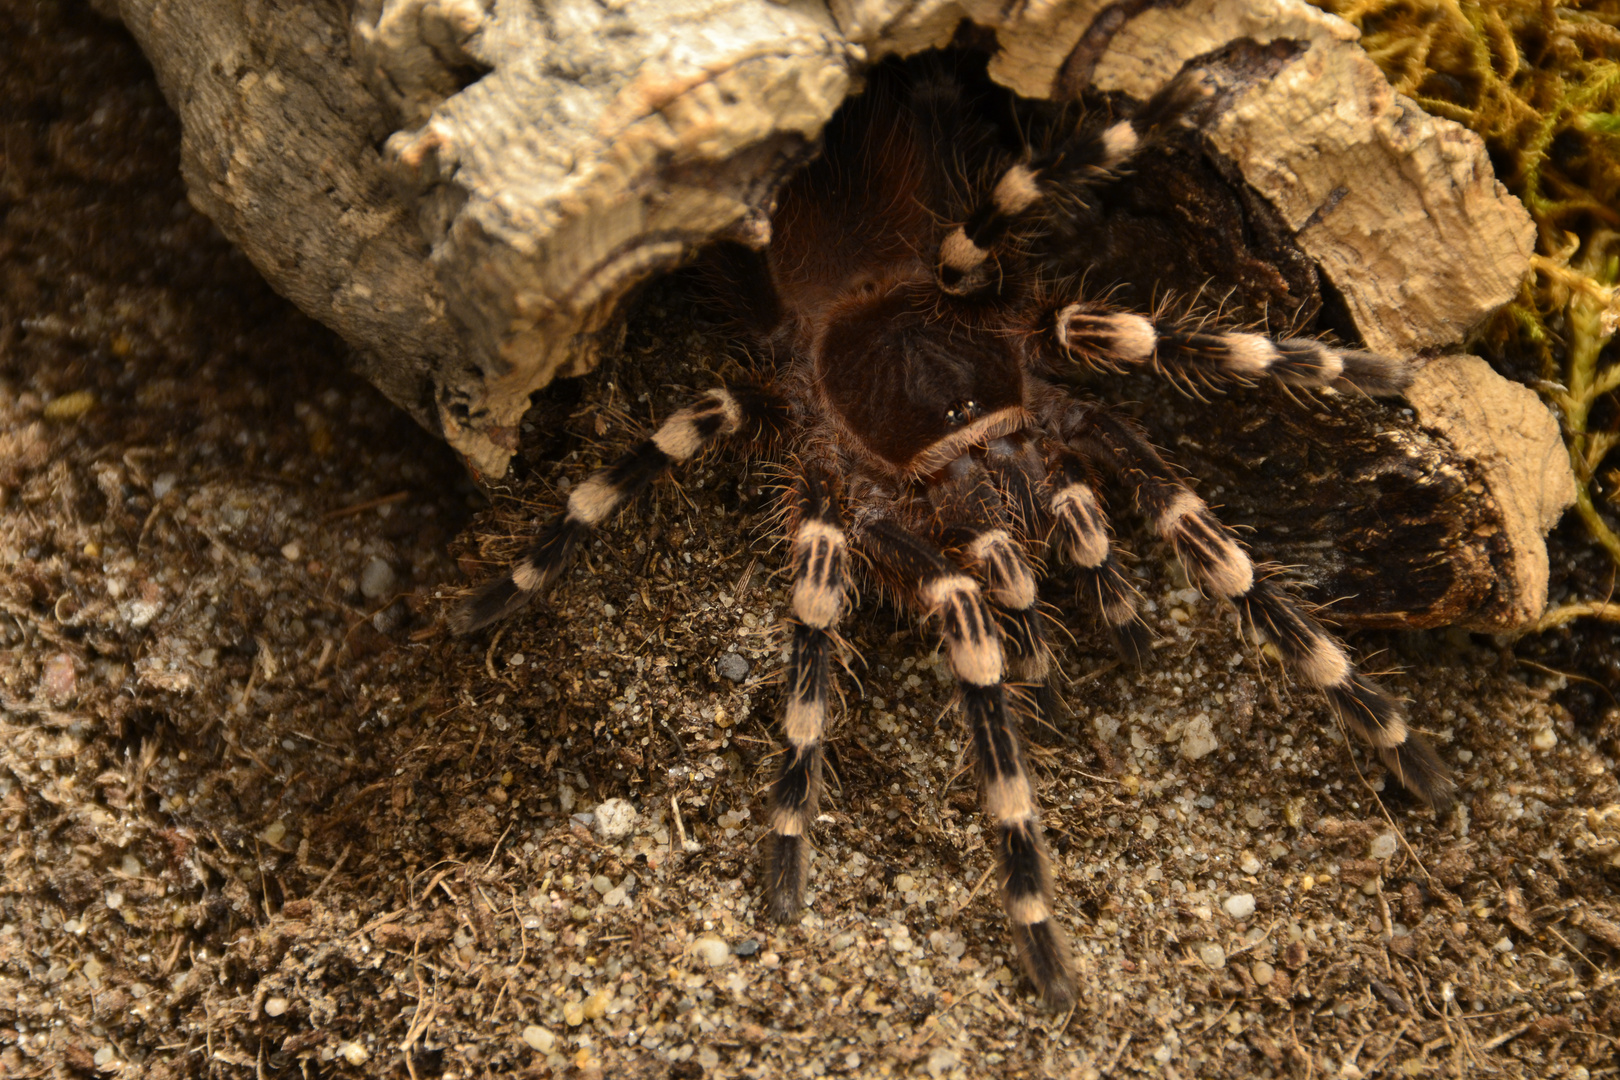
862,517,1078,1010
937,65,1211,295
978,436,1065,724
1236,582,1455,808
1052,301,1415,397
1072,406,1456,809
937,454,1054,697
1046,447,1153,666
979,435,1047,538
765,471,850,920
451,385,788,634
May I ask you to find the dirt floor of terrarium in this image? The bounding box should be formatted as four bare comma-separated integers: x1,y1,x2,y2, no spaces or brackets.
3,4,1619,1079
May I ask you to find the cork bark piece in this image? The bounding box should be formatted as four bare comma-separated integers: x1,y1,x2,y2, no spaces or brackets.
1405,355,1576,631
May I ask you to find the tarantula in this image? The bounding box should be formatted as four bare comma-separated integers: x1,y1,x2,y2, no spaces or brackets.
452,49,1455,1009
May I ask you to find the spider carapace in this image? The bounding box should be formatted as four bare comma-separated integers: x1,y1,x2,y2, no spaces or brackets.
453,48,1454,1009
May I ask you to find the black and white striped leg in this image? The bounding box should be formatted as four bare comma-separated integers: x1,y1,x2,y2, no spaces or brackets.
1235,584,1454,807
1048,450,1152,665
862,519,1077,1010
1053,301,1412,396
969,519,1059,731
451,385,787,634
969,529,1046,676
765,472,850,921
947,458,1053,682
1077,409,1455,809
937,67,1210,296
938,450,1057,721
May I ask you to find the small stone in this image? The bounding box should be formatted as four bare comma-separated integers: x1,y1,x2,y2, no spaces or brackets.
44,390,97,421
1530,727,1557,751
124,598,162,628
1370,832,1399,860
927,1047,960,1077
105,890,124,910
716,652,750,683
733,938,760,957
1251,961,1275,986
1284,798,1305,829
593,798,638,840
1239,851,1262,875
339,1042,369,1066
359,557,396,600
563,1000,586,1026
1223,893,1256,919
1198,943,1227,969
41,653,76,702
93,1047,115,1067
693,935,732,969
264,996,289,1017
151,471,177,498
260,820,287,845
1494,936,1513,953
591,875,613,895
583,988,612,1019
1179,713,1218,760
281,541,302,561
521,1025,555,1052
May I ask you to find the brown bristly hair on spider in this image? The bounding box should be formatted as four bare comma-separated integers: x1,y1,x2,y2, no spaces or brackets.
451,44,1454,1011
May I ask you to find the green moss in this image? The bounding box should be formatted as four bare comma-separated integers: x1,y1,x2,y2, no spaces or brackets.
1320,2,1620,605
1321,2,1620,236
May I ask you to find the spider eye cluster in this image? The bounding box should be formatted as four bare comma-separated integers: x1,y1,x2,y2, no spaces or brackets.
945,400,981,427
